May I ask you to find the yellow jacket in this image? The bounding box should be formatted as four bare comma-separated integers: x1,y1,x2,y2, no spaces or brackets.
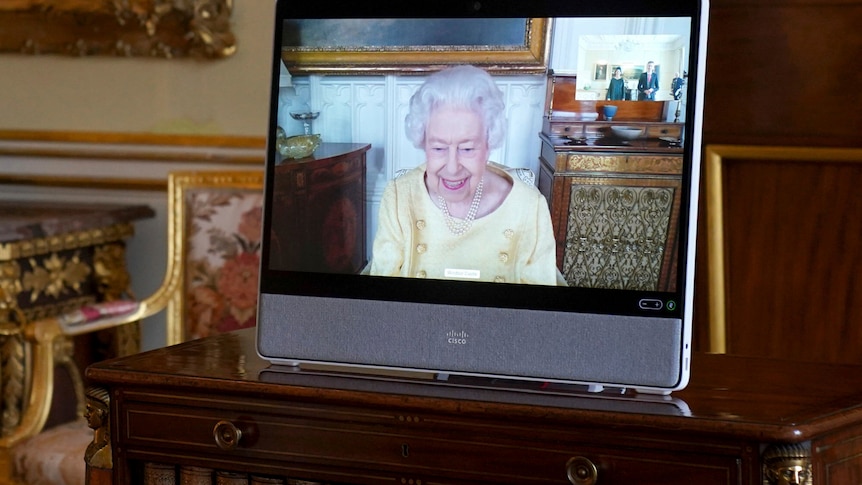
370,163,561,286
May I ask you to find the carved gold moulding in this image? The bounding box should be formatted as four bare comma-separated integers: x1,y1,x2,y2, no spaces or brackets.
1,223,134,321
0,223,135,261
566,154,683,174
0,0,236,59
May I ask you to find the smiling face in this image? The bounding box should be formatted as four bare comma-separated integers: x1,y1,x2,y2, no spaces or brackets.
424,104,489,206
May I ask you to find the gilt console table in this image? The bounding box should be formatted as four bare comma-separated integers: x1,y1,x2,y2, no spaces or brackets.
86,327,862,484
0,201,155,358
0,201,155,314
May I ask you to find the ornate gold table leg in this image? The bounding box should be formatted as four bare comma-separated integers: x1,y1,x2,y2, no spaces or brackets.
763,442,812,485
94,242,140,358
0,280,27,484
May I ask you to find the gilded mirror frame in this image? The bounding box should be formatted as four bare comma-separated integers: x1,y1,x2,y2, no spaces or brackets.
0,0,235,58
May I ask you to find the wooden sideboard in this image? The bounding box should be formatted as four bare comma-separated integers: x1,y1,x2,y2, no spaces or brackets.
86,327,862,485
268,142,370,274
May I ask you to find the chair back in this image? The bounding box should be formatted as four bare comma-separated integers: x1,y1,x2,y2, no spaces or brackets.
164,171,264,344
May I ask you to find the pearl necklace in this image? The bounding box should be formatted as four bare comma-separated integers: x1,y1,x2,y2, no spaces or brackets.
438,178,484,236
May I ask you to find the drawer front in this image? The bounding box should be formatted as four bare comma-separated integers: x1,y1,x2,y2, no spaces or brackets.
545,122,683,140
118,392,743,485
646,124,683,139
549,123,586,137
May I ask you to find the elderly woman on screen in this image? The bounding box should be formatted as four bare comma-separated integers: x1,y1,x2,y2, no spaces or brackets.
369,65,562,286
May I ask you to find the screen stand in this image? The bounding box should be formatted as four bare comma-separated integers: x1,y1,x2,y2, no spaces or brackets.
280,363,627,395
435,372,620,395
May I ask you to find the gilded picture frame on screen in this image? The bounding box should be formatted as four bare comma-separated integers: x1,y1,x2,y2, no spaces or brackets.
281,18,551,75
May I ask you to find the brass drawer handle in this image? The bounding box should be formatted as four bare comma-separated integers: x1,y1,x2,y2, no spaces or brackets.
566,456,598,485
213,420,243,450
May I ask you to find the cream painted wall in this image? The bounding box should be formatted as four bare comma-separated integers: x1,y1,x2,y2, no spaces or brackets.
0,3,275,136
0,3,277,351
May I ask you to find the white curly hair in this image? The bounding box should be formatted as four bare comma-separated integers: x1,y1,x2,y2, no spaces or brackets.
404,65,506,150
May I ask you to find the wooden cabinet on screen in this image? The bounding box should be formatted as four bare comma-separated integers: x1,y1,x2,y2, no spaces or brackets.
539,73,686,292
268,142,370,274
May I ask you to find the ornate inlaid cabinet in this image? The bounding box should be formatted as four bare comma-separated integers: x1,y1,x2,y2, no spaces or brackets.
537,131,684,291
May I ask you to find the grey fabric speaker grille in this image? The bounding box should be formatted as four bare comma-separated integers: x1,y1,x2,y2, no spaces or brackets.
257,294,683,389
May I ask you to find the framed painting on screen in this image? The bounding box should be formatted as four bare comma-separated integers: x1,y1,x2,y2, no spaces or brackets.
281,18,551,75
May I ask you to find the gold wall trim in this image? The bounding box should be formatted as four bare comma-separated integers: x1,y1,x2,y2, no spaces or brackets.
0,146,264,164
0,130,266,164
0,174,167,192
704,144,862,354
0,130,267,191
0,130,265,148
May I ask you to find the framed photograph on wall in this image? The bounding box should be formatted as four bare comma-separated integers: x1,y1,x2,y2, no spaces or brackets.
281,18,551,75
620,65,645,81
594,64,608,80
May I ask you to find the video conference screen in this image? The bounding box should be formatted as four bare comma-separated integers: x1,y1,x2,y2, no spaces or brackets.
264,15,697,318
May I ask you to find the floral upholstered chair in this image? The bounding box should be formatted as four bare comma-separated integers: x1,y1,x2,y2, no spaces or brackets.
172,170,264,343
4,170,264,485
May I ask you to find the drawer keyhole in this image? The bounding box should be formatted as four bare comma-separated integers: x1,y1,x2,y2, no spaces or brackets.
401,443,410,458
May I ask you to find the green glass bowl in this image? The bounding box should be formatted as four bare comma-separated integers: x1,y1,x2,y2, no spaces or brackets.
278,133,321,159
